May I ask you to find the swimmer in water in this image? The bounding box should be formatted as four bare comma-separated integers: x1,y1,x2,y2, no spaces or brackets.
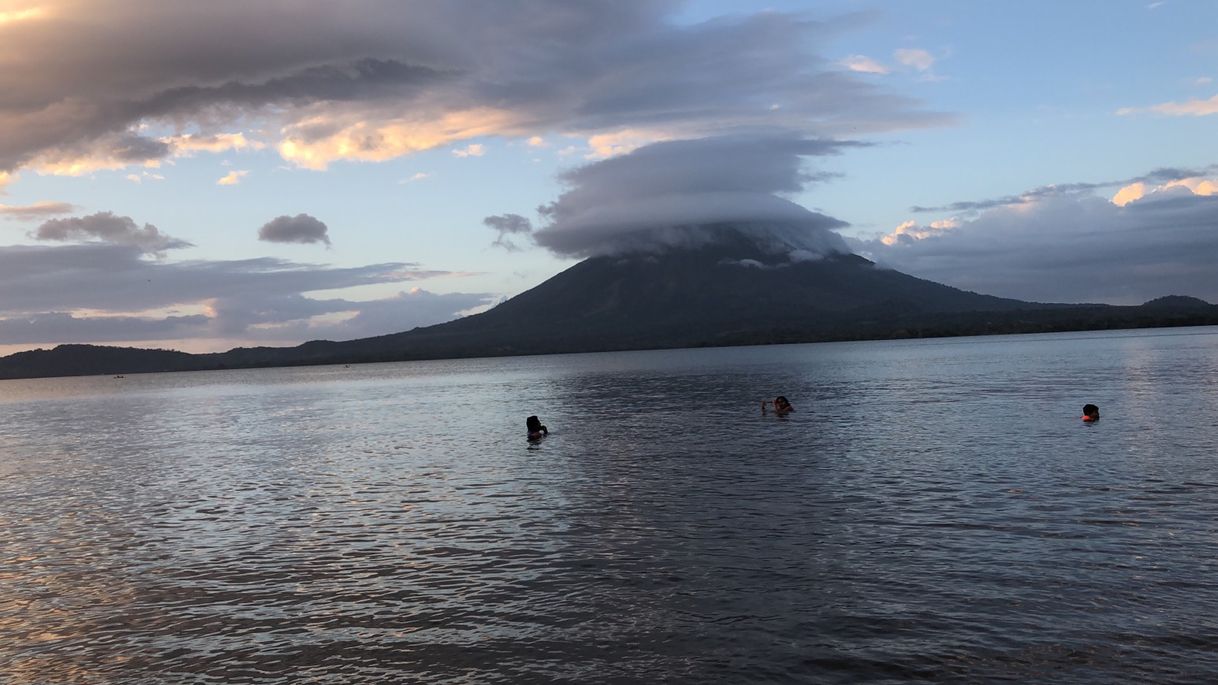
1081,404,1100,422
761,395,794,415
526,415,549,440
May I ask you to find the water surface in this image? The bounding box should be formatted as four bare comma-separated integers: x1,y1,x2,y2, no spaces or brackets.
3,328,1218,683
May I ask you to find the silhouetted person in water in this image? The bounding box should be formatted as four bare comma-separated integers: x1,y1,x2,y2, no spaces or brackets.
762,395,794,416
1082,404,1100,422
527,415,548,440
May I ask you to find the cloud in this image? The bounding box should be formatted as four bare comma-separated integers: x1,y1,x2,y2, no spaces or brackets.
483,213,533,251
32,211,192,255
217,170,249,185
910,166,1218,213
0,240,475,347
125,170,165,184
258,213,331,246
399,172,431,184
0,243,444,314
164,132,264,155
1110,182,1147,207
585,129,673,158
894,48,935,71
878,217,959,245
29,134,171,176
0,6,48,24
0,2,948,174
0,311,211,346
235,288,494,343
279,108,514,170
858,171,1218,304
530,134,858,259
839,55,890,74
452,143,485,158
1111,176,1217,206
0,201,77,221
526,136,547,148
1118,94,1218,116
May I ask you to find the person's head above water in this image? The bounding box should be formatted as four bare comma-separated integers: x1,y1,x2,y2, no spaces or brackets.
1082,404,1100,422
526,415,548,435
760,395,794,414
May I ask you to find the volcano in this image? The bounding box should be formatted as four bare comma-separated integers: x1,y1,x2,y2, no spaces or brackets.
244,230,1057,366
349,235,1036,358
2,232,1216,379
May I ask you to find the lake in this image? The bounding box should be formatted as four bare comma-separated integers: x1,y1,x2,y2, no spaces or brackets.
3,327,1218,683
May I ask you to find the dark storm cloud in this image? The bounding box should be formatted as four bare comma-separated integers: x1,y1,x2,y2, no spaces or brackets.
258,214,331,246
33,211,193,254
530,135,857,258
483,213,533,251
860,185,1218,304
0,241,479,346
0,1,948,172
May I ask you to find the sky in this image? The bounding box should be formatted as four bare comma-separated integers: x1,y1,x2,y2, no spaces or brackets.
1,0,1216,355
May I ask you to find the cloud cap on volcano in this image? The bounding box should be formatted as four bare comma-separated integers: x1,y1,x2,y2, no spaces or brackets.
531,135,856,259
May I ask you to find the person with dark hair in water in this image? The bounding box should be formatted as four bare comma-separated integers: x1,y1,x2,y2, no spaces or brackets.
761,395,794,416
1082,404,1100,422
527,415,549,440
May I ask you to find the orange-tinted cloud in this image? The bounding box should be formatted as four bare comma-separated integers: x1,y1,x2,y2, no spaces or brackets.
165,133,264,155
216,170,248,185
880,217,959,245
1112,177,1217,205
1111,182,1147,206
278,108,519,170
586,129,674,158
0,5,49,25
0,200,76,220
0,2,949,176
1117,94,1218,117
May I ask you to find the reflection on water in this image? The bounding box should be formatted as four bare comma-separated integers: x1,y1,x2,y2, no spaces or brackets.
3,328,1218,683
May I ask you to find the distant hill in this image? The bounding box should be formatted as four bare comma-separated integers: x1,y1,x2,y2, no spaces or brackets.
0,344,205,379
2,232,1216,379
1140,295,1215,309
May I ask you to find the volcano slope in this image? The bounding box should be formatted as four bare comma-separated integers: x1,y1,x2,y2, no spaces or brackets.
4,234,1216,378
272,237,1047,363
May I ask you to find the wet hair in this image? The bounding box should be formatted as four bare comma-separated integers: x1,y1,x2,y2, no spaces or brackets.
1082,404,1099,418
526,415,545,433
775,395,790,408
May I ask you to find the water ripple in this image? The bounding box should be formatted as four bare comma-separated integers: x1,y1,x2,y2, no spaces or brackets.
2,329,1218,682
